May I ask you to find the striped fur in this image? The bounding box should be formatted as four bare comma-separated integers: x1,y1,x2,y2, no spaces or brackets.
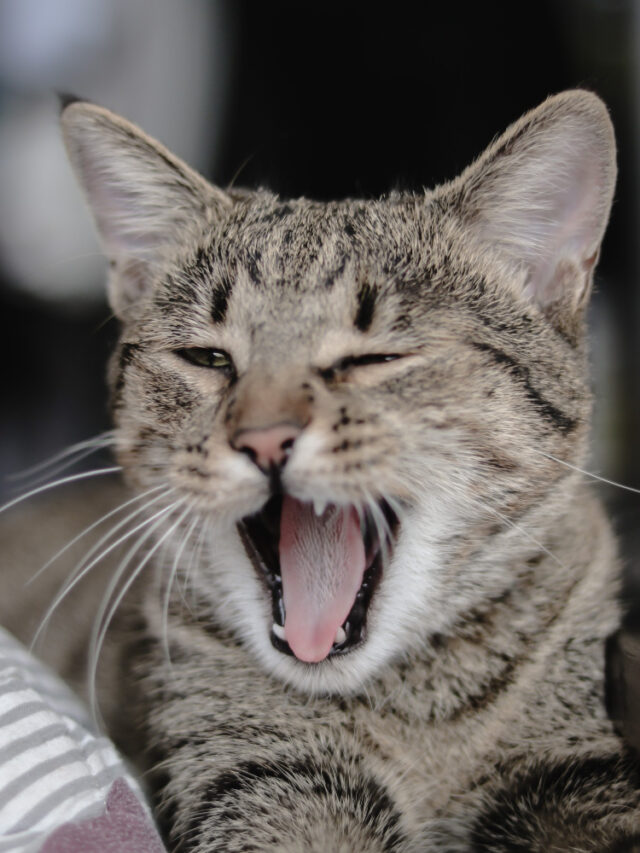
4,90,637,849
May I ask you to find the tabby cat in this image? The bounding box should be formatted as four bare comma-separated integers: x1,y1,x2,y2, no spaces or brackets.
8,90,640,851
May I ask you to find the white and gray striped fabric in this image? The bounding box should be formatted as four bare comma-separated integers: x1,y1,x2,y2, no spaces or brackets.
0,626,150,853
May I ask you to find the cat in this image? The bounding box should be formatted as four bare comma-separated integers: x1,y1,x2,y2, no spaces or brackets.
3,88,640,851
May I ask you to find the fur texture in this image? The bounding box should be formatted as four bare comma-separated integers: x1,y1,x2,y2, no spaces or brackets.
3,90,639,850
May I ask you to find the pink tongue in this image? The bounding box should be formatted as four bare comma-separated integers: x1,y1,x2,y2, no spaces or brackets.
279,496,365,663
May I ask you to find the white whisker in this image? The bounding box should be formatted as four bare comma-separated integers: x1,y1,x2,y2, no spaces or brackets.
479,501,564,568
65,487,175,583
17,447,116,490
31,490,175,649
6,432,116,482
186,515,211,609
181,514,209,607
532,448,640,495
0,467,122,516
364,490,392,568
88,499,189,718
385,495,407,525
162,511,200,664
26,484,166,586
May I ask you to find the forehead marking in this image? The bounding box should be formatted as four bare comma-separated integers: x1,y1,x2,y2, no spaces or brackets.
211,275,233,324
354,282,378,332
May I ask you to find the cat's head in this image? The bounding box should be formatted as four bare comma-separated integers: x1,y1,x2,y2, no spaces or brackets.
61,91,615,695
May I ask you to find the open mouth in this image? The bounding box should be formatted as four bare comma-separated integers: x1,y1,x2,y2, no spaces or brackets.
237,495,399,664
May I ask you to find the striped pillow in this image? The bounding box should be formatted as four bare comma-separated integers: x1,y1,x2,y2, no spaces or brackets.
0,627,165,853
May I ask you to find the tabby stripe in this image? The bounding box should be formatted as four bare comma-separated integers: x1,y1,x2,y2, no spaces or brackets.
323,254,347,290
190,757,406,851
449,663,520,723
211,276,233,324
355,282,378,332
470,751,640,851
244,250,262,285
470,341,576,433
608,835,640,853
111,341,141,409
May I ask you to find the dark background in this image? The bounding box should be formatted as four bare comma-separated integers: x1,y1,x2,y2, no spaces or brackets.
1,0,639,615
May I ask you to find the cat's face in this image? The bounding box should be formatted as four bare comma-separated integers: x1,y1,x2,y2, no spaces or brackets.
62,91,615,694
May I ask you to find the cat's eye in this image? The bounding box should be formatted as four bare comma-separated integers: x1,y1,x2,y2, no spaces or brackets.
176,347,235,375
319,353,403,381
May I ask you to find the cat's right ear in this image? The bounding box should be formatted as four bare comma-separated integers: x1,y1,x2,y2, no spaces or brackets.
443,90,616,319
61,101,231,319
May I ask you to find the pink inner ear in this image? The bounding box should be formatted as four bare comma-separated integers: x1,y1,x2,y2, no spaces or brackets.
64,109,220,267
520,156,604,308
93,181,166,259
462,97,615,313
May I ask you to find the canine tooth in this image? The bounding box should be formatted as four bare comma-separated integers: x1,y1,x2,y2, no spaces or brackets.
334,626,347,645
272,623,286,641
314,498,327,517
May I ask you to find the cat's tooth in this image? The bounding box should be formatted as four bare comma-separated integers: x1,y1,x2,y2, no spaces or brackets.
334,626,347,646
314,498,327,517
272,623,286,641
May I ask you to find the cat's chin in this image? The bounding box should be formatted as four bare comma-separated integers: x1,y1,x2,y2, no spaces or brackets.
237,495,399,668
255,631,400,697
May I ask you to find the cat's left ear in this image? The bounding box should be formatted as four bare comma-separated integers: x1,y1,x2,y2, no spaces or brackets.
446,90,616,313
61,100,231,318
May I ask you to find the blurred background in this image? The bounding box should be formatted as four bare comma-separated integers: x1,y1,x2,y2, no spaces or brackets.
0,0,639,617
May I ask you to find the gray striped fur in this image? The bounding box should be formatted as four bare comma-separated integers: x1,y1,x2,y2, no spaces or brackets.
2,90,638,850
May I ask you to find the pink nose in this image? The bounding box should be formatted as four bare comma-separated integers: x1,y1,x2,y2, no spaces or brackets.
233,423,302,472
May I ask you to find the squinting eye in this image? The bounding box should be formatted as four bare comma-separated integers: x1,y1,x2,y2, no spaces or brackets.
338,354,402,369
319,353,403,381
176,347,235,375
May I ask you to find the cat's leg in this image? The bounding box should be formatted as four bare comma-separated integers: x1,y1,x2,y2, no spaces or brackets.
114,625,411,853
464,751,640,853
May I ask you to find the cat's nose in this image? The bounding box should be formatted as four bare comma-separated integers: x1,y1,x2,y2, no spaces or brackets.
232,423,302,473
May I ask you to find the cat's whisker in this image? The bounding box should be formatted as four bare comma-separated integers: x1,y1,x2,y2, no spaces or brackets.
385,495,407,525
88,499,189,718
17,446,117,491
363,491,393,568
478,500,565,569
54,486,175,597
0,467,122,517
354,502,368,549
8,439,119,493
5,431,117,483
161,510,200,664
26,483,166,586
31,489,176,650
531,448,640,495
188,516,212,609
182,513,209,605
178,518,202,607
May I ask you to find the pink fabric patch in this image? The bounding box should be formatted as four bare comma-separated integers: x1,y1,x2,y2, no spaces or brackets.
40,778,166,853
